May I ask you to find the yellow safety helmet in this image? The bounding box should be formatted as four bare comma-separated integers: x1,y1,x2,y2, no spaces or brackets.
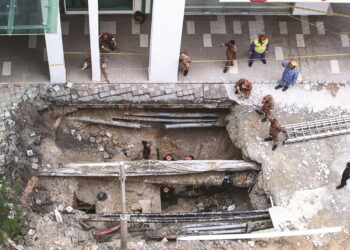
290,60,298,68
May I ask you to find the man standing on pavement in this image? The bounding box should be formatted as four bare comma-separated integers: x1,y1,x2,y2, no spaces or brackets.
264,116,282,151
256,95,274,122
336,162,350,189
222,40,238,73
275,60,299,91
234,79,252,99
248,35,269,67
99,32,117,53
179,52,191,76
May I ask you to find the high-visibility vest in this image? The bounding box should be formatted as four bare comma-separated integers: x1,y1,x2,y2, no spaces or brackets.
253,38,269,53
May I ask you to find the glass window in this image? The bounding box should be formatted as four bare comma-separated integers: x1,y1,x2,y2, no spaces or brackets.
0,0,58,35
65,0,133,12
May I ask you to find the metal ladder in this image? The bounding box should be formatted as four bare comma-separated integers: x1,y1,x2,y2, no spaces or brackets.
283,115,350,144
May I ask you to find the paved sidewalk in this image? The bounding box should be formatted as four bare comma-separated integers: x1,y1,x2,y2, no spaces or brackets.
1,4,350,84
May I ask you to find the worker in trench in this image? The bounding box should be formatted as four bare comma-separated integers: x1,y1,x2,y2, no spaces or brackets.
264,116,283,151
185,154,195,160
234,79,253,99
142,140,151,159
256,95,274,122
163,154,176,161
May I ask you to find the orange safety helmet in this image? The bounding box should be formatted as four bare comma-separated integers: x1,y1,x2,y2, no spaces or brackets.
258,34,267,42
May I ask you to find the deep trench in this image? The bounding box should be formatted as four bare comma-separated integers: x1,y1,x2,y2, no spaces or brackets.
16,103,271,240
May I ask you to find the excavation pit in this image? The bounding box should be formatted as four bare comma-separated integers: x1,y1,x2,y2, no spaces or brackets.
16,103,271,240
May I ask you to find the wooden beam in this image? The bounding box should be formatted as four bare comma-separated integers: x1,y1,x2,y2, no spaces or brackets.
177,227,342,241
38,160,260,177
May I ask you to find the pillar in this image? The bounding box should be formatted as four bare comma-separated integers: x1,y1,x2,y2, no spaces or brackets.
44,9,66,83
88,0,101,82
293,3,330,15
148,0,185,82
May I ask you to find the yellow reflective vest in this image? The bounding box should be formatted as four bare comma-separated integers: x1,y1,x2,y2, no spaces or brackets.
253,38,269,53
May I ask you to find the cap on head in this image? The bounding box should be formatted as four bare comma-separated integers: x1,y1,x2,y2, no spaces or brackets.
229,40,235,45
290,60,298,68
242,81,250,89
259,35,267,41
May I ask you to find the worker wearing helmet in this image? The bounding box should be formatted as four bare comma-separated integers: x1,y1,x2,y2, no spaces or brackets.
99,32,117,53
248,35,269,67
275,60,299,91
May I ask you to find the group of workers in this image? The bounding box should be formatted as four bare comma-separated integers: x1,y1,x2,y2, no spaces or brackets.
179,34,300,93
142,140,195,161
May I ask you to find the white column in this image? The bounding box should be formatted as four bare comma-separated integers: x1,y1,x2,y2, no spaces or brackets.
293,3,330,15
88,0,101,82
45,10,66,84
148,0,185,82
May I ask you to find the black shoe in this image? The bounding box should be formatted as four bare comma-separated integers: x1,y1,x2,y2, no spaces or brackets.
261,117,267,122
184,70,188,76
255,109,263,115
223,68,228,73
264,137,272,142
272,145,277,151
336,185,344,190
275,85,283,90
262,59,267,64
282,86,289,92
248,62,253,67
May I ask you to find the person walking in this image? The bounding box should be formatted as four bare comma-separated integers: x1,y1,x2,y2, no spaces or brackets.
222,40,237,73
336,162,350,189
275,61,299,91
234,79,252,99
179,52,191,76
264,116,282,151
248,35,269,67
256,95,274,122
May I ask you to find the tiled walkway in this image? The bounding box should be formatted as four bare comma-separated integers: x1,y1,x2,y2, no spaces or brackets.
1,4,350,83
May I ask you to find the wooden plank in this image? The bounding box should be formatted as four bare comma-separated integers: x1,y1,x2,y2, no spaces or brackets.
177,227,342,241
38,160,260,177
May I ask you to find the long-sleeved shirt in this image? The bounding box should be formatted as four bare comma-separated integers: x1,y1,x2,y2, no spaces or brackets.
281,61,299,86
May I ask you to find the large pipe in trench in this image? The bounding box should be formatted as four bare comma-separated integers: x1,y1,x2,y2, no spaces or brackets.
138,172,256,188
123,112,220,118
112,116,219,123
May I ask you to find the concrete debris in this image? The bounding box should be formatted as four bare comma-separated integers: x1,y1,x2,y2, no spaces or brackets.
105,131,112,137
30,132,36,137
66,82,74,89
54,208,63,223
160,237,168,244
103,152,110,159
53,85,60,92
247,240,255,247
4,111,11,118
31,163,39,170
65,206,74,213
98,145,104,152
57,204,64,213
227,204,236,211
71,129,76,135
89,137,96,143
27,229,36,236
76,134,82,142
26,150,34,157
